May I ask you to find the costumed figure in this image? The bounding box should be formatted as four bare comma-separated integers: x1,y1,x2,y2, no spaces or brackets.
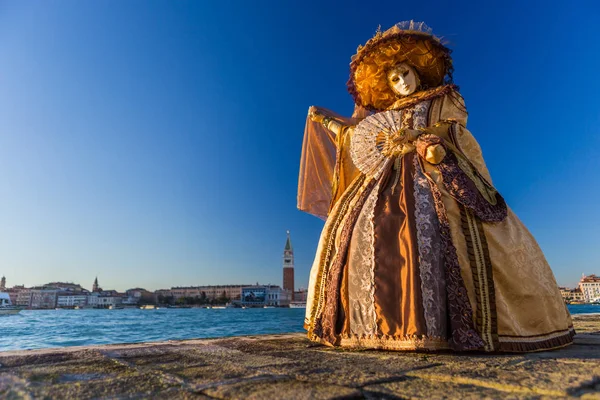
298,21,573,352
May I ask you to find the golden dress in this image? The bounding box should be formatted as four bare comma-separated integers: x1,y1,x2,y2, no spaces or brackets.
298,84,574,352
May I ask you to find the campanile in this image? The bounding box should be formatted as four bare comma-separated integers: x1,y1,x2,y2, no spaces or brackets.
283,231,294,298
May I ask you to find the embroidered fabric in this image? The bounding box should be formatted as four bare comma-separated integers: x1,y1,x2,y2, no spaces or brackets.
416,133,507,222
308,175,366,338
428,179,485,351
437,152,507,222
460,206,499,351
314,179,377,344
413,157,447,339
412,100,429,128
347,182,380,337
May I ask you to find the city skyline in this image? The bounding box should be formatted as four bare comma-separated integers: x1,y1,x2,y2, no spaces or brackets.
1,2,599,292
0,230,306,292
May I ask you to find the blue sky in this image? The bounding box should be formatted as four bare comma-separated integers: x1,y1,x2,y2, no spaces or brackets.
0,1,598,291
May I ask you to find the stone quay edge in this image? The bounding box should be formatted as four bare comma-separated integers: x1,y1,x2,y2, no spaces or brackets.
1,314,599,399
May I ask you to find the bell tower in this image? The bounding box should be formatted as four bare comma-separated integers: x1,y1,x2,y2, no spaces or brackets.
283,231,295,299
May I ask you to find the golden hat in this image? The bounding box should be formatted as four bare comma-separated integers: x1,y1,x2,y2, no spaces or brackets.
347,21,453,111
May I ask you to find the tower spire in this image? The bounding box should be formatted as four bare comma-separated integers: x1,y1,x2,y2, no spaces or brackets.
285,230,293,251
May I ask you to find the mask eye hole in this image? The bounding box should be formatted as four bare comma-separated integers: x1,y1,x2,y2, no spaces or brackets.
390,76,399,83
402,70,409,77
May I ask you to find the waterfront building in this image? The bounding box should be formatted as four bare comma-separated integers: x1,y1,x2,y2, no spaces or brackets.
241,285,290,307
155,289,172,298
267,286,291,307
57,293,88,308
97,291,124,308
30,287,59,309
283,231,295,300
6,286,24,305
123,288,154,305
87,292,99,307
293,289,308,302
98,296,123,308
169,285,248,301
0,276,5,290
155,289,172,296
559,287,584,302
579,274,600,302
16,288,32,308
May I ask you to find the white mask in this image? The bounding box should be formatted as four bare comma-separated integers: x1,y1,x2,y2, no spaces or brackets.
387,62,419,96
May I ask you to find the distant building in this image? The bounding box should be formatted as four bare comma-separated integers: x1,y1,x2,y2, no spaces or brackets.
293,289,308,303
559,287,584,302
87,292,100,307
57,293,88,308
241,285,290,307
170,285,248,301
268,286,292,307
155,289,172,298
97,296,123,308
30,287,59,309
16,288,32,308
46,282,84,292
579,274,600,302
0,276,5,290
283,231,294,301
123,288,154,305
6,285,24,305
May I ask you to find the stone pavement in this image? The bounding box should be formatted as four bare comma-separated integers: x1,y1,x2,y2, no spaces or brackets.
1,314,599,399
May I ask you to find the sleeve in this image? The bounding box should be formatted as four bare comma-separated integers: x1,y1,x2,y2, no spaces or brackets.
429,89,493,184
425,89,507,222
297,107,360,219
453,124,493,185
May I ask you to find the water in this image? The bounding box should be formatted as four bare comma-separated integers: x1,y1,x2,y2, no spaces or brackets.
1,308,306,352
568,304,600,315
1,305,597,352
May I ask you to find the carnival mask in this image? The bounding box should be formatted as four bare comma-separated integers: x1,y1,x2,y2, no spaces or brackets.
387,63,420,97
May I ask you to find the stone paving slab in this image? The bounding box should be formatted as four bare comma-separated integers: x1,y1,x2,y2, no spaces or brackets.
0,315,599,399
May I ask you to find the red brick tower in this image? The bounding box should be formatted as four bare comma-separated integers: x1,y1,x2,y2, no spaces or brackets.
283,231,294,300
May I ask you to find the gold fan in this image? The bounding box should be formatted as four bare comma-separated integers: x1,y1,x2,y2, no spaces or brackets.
351,110,407,178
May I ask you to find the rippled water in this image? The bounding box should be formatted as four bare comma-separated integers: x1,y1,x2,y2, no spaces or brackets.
568,304,600,315
1,305,596,352
1,308,305,351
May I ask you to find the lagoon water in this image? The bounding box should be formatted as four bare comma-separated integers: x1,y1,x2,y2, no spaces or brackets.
1,305,597,352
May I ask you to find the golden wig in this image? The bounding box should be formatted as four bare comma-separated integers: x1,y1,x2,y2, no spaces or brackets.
348,22,453,111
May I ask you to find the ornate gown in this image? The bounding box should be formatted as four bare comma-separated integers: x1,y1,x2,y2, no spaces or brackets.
298,86,574,352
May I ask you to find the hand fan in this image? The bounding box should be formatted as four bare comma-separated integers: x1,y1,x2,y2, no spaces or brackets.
350,110,405,178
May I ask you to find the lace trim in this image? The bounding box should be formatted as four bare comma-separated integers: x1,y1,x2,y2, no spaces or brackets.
413,157,447,339
339,334,450,351
425,167,485,351
366,185,378,335
348,183,380,335
307,175,366,339
413,100,430,129
348,181,380,336
313,178,378,344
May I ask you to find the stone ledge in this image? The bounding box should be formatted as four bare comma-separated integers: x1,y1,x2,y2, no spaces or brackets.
1,314,599,399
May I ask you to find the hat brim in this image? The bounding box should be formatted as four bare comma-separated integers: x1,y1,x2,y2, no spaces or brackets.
348,31,453,111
